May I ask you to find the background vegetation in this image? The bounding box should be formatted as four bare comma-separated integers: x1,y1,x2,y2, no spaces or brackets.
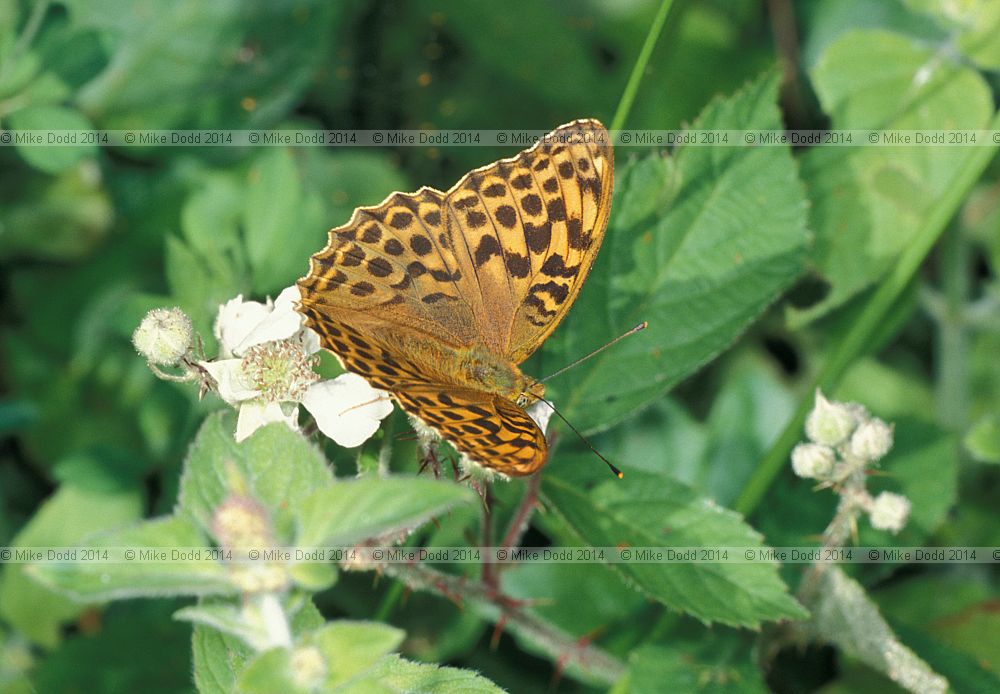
1,0,999,691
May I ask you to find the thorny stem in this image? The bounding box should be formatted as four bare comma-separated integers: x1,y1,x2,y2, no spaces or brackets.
798,460,870,603
370,561,626,684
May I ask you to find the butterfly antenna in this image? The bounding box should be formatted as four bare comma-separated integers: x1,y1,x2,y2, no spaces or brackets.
540,321,648,383
539,398,623,479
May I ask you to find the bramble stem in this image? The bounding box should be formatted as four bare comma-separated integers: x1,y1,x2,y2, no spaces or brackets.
372,561,626,684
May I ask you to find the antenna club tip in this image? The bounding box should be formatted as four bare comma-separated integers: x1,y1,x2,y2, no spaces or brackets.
616,471,624,479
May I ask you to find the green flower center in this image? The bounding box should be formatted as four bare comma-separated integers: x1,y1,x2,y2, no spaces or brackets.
241,340,318,402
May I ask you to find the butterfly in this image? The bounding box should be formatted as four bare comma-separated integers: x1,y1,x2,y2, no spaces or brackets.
296,119,613,476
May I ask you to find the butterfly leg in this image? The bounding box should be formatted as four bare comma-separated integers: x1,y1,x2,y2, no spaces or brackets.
417,445,442,479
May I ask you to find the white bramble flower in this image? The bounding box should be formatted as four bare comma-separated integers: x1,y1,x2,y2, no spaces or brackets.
868,492,911,534
848,418,894,462
132,307,193,365
791,443,836,479
200,286,393,445
805,389,857,446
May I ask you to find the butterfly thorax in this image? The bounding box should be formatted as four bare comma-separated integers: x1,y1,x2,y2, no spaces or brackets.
454,345,544,405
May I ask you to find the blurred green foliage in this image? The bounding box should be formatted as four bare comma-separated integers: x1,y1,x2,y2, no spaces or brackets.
2,0,1000,692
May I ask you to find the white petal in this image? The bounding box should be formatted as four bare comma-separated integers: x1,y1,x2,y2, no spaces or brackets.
200,359,260,403
233,286,304,355
297,326,322,355
301,373,393,448
214,295,271,358
272,285,301,314
525,400,554,433
235,401,300,442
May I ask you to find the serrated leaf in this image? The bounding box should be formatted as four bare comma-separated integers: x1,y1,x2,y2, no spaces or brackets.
541,458,807,628
28,516,232,602
341,654,505,693
792,29,994,324
177,411,334,543
0,484,142,647
544,71,809,434
313,621,406,687
296,477,474,548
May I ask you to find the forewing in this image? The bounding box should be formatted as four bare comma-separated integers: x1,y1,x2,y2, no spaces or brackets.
298,187,479,348
297,119,614,361
444,119,614,363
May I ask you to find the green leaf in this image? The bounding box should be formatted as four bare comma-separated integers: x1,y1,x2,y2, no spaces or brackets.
617,353,794,507
178,411,334,543
242,148,305,294
964,414,1000,464
191,594,323,694
904,0,1000,68
541,457,807,628
544,71,809,433
791,29,994,324
0,163,113,261
314,621,405,687
341,654,505,693
6,105,97,173
502,562,646,638
66,0,342,130
192,623,255,694
296,477,474,548
877,574,1000,679
0,483,142,647
626,639,768,694
29,516,233,602
237,648,303,694
0,48,40,100
29,602,192,693
176,602,271,651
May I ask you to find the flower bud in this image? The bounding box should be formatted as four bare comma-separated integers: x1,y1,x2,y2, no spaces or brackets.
291,646,326,689
791,443,836,479
805,390,857,446
849,418,894,461
212,495,273,550
869,492,910,534
132,307,193,365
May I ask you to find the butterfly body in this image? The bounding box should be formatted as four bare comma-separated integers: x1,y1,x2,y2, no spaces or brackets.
298,119,613,476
